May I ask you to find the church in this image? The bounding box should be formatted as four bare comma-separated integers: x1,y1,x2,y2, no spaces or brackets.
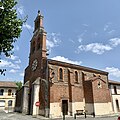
15,11,113,118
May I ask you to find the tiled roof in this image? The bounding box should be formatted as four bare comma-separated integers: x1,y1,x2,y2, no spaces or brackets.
48,59,108,75
0,81,17,88
109,80,120,85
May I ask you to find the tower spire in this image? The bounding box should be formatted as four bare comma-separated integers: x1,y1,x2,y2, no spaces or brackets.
34,10,44,33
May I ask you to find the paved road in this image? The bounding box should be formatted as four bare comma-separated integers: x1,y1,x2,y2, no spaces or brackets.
0,111,118,120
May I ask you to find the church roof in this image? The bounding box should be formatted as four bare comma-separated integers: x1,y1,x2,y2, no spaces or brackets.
0,81,17,88
48,59,108,75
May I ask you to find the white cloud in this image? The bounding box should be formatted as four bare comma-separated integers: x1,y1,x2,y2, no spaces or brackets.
7,55,21,64
76,37,120,54
8,55,18,60
78,37,83,43
105,67,120,78
51,56,82,65
20,72,24,77
46,40,55,48
82,24,89,27
77,43,112,54
0,60,20,69
108,30,115,34
109,38,120,47
69,39,75,43
0,60,12,67
17,6,24,15
9,69,18,73
47,33,61,52
104,23,112,31
104,24,109,31
23,23,33,30
15,59,21,64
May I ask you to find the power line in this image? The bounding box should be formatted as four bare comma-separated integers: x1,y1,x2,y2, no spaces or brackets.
15,5,33,37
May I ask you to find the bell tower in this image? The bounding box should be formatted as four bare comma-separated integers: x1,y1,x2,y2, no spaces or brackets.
30,10,47,58
22,10,48,116
28,10,47,76
34,10,44,32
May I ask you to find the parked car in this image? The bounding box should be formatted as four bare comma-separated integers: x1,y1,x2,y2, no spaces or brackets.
118,116,120,120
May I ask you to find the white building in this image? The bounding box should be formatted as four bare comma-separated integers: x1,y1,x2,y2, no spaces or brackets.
0,81,17,112
109,80,120,113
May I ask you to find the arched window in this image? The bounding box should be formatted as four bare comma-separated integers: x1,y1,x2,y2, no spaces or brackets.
97,80,102,88
8,100,12,106
8,89,12,96
0,89,4,96
116,99,119,112
37,37,40,50
114,86,117,94
32,41,35,53
75,71,78,83
59,68,63,80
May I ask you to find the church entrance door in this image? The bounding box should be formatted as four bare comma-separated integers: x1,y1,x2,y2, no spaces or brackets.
62,100,68,115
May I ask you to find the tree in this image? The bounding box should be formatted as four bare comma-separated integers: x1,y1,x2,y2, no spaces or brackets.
0,0,25,75
16,81,22,91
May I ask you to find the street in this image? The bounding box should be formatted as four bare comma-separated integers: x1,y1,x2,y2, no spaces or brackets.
0,111,118,120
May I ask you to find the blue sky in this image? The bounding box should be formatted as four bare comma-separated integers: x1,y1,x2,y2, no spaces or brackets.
1,0,120,82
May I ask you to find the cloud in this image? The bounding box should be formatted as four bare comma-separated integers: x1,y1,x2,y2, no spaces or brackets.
69,39,75,43
8,55,18,60
7,55,21,64
104,23,112,31
109,38,120,47
9,69,18,73
105,67,120,78
108,30,115,34
15,59,21,64
17,6,24,15
77,43,112,54
46,33,61,52
0,60,20,69
76,37,120,54
82,24,89,27
104,24,109,31
78,37,83,43
23,23,34,30
20,72,24,77
51,56,82,65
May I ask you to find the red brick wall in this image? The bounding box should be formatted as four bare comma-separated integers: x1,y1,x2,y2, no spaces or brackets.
92,80,111,103
49,64,84,103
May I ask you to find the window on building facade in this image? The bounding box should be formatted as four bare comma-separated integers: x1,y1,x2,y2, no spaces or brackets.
8,89,12,96
8,100,12,106
32,41,35,53
0,89,4,96
37,37,40,50
75,71,78,83
59,68,63,80
97,80,102,88
114,86,117,94
116,99,119,112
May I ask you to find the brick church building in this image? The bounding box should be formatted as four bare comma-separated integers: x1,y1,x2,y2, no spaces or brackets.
15,11,113,118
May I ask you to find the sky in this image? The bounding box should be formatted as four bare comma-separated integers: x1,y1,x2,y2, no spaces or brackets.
1,0,120,82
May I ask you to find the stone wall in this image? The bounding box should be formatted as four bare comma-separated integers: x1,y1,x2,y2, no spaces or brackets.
15,87,23,112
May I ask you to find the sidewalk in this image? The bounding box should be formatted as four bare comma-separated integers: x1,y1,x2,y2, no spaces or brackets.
36,113,119,120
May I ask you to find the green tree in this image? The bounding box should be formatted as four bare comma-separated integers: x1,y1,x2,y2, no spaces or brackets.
0,0,25,75
16,81,22,90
